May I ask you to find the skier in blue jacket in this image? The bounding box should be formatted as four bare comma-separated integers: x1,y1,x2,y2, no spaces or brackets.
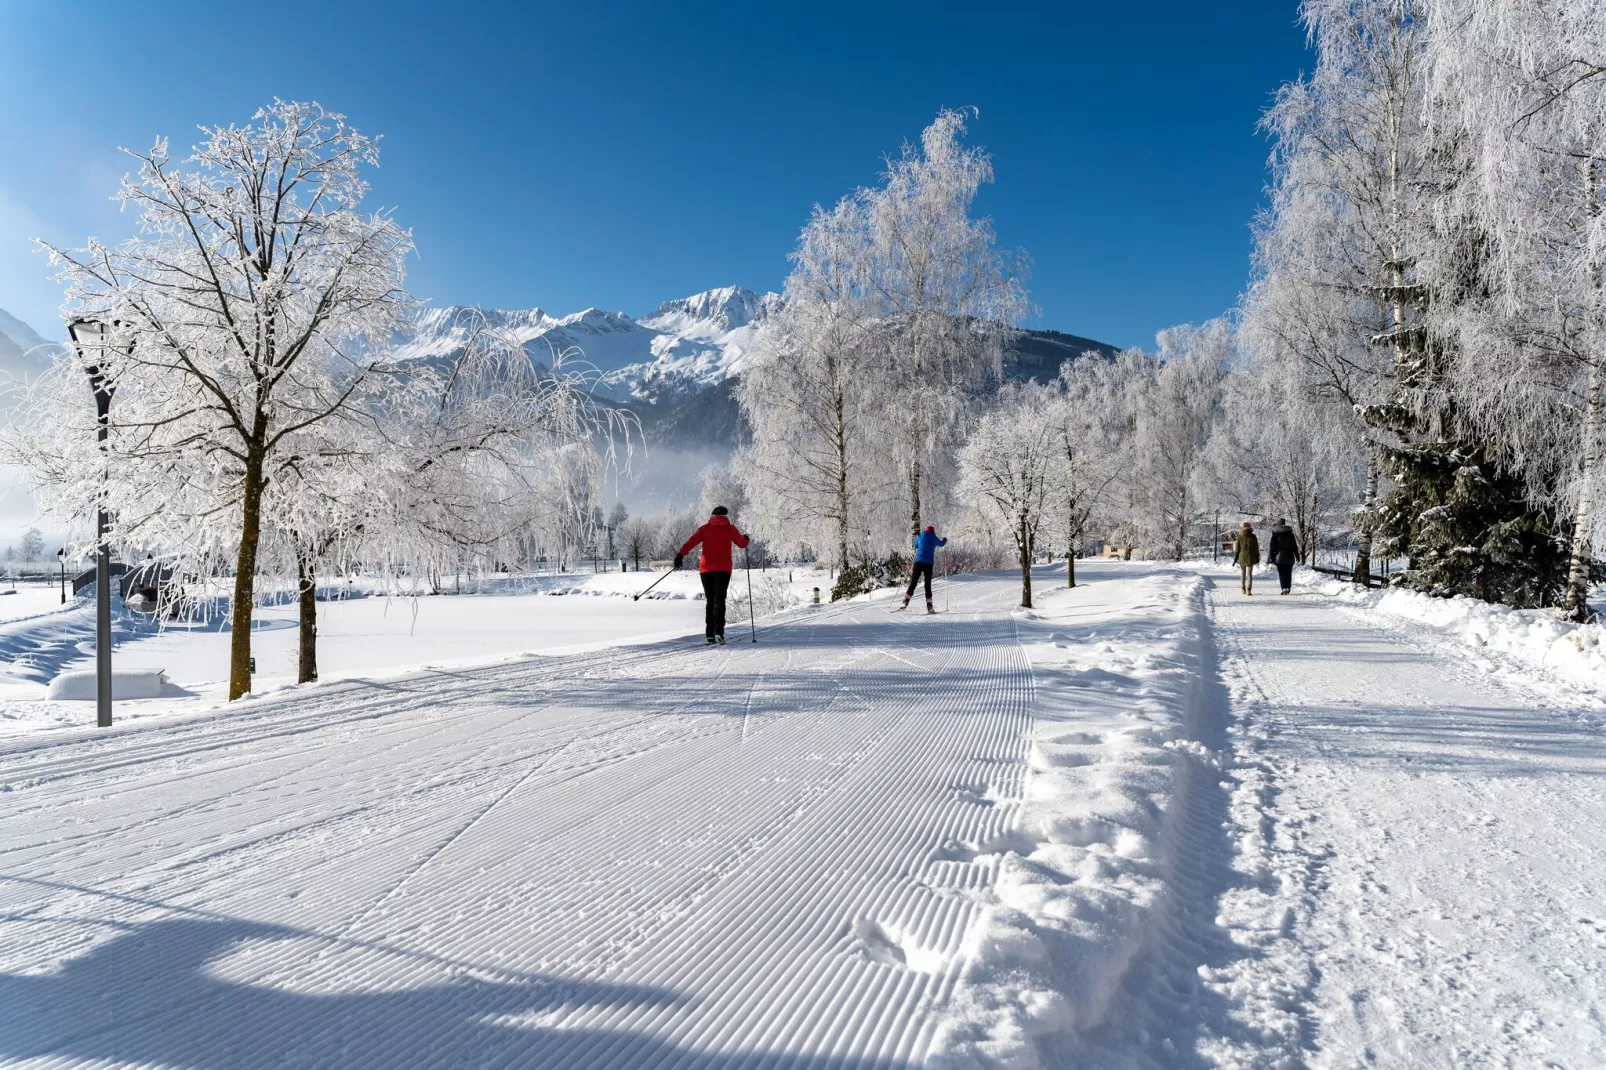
901,526,947,612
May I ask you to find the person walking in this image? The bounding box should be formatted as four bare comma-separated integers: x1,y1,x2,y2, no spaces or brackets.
676,505,750,644
1234,521,1261,595
1267,517,1301,595
901,525,947,613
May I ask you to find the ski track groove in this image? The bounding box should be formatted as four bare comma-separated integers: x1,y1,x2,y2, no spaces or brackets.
2,580,1052,1068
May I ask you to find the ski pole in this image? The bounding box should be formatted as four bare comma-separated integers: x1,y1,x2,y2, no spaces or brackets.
745,547,757,643
632,562,679,602
943,547,949,613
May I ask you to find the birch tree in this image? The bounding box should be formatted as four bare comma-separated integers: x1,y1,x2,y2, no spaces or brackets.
865,109,1029,543
736,195,885,568
1249,0,1435,585
1425,0,1606,617
25,101,412,699
1124,323,1229,559
957,385,1058,608
1203,351,1360,563
1045,356,1127,587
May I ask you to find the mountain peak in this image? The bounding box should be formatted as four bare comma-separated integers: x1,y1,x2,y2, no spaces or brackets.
645,286,778,335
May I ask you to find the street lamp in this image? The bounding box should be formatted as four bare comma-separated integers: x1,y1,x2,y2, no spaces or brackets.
67,318,122,729
56,547,65,604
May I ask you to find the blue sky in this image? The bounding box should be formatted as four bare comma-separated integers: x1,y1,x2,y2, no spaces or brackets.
0,1,1311,349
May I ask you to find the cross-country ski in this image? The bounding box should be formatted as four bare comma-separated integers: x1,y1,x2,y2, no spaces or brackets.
2,4,1604,1066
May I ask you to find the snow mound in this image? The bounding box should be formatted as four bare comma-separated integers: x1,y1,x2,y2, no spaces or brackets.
1308,572,1606,695
47,668,168,700
929,568,1208,1066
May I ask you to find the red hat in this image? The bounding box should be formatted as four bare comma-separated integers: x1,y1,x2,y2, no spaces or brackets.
924,525,935,531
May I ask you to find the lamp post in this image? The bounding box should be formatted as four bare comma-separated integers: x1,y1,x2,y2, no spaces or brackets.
67,318,121,729
56,547,65,604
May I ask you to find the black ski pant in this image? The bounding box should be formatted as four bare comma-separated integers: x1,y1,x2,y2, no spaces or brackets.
1276,560,1294,592
905,561,935,601
701,570,732,638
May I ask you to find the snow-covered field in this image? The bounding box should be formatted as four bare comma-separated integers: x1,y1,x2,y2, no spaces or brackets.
0,569,820,735
4,560,1603,1067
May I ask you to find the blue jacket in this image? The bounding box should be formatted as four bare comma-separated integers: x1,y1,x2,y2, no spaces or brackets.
913,529,947,564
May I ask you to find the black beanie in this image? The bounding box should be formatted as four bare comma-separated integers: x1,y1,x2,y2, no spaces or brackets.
711,505,729,516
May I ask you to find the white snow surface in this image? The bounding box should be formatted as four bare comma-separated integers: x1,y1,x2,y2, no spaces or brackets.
0,561,1213,1068
1202,568,1606,1067
6,560,1604,1067
1306,570,1606,698
394,285,779,398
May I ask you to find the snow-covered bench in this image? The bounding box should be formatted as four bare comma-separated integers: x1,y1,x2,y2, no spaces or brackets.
46,668,168,700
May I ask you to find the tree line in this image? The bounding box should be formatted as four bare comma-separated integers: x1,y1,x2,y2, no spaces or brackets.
737,4,1606,617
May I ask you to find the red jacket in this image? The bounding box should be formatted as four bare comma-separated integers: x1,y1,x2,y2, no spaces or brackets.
679,515,750,573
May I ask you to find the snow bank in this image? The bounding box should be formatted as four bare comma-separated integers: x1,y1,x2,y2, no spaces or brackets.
46,668,168,700
0,595,156,686
930,569,1207,1066
1306,571,1606,695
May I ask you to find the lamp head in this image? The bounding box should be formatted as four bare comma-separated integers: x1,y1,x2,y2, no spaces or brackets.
67,318,108,350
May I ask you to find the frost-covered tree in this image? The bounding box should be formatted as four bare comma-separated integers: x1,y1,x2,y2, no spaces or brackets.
1249,0,1436,584
24,101,413,699
736,196,886,568
957,384,1058,608
1044,356,1127,587
1246,0,1567,604
698,464,748,524
1122,323,1229,560
1203,351,1359,564
1424,0,1606,616
865,109,1030,542
619,514,654,571
18,528,43,563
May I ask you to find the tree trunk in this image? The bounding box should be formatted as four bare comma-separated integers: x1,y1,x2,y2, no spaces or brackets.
1353,452,1379,588
1569,155,1605,621
1565,360,1602,621
834,387,852,571
908,458,923,546
1066,543,1077,589
227,455,266,700
297,547,319,684
1018,514,1033,609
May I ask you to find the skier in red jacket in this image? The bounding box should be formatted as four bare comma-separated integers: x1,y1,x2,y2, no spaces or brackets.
676,506,751,645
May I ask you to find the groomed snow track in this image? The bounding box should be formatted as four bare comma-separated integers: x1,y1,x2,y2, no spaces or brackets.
1,573,1063,1068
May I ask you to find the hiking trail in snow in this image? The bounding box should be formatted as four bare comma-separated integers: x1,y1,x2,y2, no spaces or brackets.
1202,571,1606,1068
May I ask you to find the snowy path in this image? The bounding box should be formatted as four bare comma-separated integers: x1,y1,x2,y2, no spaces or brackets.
1,571,1051,1068
1207,574,1606,1067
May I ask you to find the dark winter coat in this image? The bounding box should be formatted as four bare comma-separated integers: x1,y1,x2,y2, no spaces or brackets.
1233,531,1261,567
678,515,750,573
1267,524,1300,567
913,529,947,564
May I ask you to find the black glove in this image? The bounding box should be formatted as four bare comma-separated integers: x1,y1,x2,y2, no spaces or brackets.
673,553,684,569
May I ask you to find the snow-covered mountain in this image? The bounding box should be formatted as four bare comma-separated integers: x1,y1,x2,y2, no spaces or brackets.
395,285,782,400
0,307,56,384
395,284,1121,407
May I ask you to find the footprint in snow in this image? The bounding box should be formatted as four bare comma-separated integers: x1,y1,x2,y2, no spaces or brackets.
844,917,949,974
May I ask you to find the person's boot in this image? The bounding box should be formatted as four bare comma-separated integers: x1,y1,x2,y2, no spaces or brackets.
716,634,727,645
897,596,910,611
926,599,936,614
706,635,717,645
